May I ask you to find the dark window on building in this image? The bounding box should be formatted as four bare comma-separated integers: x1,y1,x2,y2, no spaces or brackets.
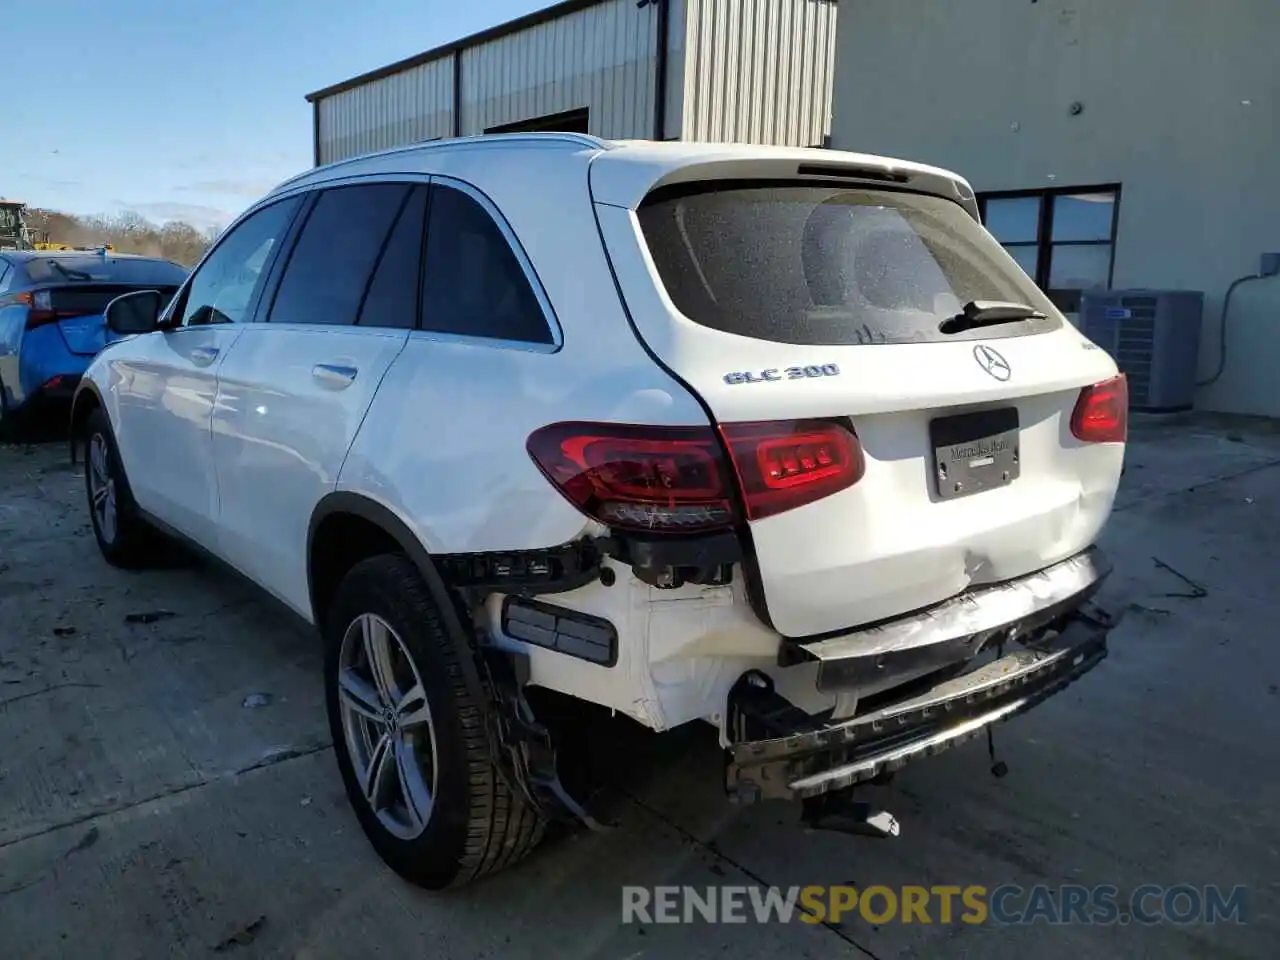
358,185,428,329
270,183,410,326
978,186,1120,315
485,107,589,135
420,184,553,344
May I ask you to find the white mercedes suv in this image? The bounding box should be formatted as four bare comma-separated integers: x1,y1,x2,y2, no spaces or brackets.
71,134,1126,889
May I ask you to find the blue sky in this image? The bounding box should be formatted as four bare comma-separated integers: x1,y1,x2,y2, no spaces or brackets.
1,0,544,229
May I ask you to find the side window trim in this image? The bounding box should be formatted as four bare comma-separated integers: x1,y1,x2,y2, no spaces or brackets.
164,194,308,329
418,174,563,353
354,185,423,327
259,178,431,328
254,190,321,324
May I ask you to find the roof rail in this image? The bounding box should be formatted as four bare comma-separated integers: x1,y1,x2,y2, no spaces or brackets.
278,131,612,192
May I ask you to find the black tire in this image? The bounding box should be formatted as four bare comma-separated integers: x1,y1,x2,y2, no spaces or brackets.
0,377,20,443
83,407,156,568
324,554,546,889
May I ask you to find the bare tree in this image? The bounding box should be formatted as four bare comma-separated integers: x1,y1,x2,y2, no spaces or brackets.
27,207,217,265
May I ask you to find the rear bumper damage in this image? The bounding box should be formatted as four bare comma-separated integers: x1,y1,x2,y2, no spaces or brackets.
726,550,1116,805
781,546,1112,695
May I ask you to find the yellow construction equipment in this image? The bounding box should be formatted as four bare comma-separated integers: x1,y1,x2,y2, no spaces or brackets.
1,198,114,252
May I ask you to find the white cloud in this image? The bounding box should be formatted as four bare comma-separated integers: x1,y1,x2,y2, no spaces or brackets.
178,177,282,198
121,201,234,231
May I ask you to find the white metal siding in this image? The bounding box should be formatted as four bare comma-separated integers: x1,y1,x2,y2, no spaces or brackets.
317,58,453,165
680,0,838,146
459,0,656,138
311,0,839,163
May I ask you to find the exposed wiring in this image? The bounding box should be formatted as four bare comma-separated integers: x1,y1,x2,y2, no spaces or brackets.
1199,273,1266,386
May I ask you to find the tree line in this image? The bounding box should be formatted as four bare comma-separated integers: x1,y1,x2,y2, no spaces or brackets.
23,208,220,266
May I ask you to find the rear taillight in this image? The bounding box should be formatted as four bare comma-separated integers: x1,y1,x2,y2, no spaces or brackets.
2,290,62,329
526,419,863,533
720,421,864,520
1071,375,1128,443
526,422,734,532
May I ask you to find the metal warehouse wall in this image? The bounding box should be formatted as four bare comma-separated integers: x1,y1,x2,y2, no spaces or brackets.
314,0,663,165
312,0,842,165
317,59,453,165
678,0,838,146
830,0,1280,418
458,0,657,138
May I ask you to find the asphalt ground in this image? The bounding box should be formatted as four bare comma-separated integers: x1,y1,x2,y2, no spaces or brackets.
2,415,1278,958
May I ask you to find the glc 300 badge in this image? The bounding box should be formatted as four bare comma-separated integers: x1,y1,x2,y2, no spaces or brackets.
723,364,841,385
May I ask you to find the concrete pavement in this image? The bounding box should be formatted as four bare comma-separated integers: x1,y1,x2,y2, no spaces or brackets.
2,416,1278,958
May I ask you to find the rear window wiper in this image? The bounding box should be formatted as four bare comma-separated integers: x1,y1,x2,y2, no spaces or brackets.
47,260,95,281
939,300,1046,335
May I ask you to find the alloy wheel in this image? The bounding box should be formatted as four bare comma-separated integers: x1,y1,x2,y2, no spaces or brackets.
336,613,439,840
88,433,118,545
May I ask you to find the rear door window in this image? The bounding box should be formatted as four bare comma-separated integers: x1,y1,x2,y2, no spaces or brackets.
270,183,411,326
636,183,1061,345
358,185,427,329
420,184,554,345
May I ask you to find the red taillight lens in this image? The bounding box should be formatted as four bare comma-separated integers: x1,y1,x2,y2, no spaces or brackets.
1070,375,1128,443
720,421,864,520
526,422,735,533
3,290,61,329
526,419,864,532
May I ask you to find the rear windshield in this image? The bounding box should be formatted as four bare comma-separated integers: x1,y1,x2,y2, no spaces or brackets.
24,256,188,287
636,182,1061,345
51,285,181,317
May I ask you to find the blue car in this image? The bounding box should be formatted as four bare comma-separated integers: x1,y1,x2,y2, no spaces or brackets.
0,250,188,437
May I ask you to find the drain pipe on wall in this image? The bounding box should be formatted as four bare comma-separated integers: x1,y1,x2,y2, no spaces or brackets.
649,0,670,141
1199,253,1280,386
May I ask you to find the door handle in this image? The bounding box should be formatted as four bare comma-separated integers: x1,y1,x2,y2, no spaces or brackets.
189,346,220,366
313,363,358,388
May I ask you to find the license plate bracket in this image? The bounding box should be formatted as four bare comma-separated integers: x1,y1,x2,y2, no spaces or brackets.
930,407,1020,500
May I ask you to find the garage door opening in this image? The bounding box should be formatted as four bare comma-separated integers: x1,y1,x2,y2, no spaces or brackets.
486,107,590,136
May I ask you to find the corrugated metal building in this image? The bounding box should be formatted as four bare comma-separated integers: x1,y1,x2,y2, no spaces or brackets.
306,0,839,166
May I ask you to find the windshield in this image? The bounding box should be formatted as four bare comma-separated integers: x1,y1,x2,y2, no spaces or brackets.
636,182,1061,345
24,255,188,286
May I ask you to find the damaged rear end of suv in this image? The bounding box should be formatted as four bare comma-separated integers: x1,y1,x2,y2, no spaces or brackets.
532,142,1128,838
78,135,1126,890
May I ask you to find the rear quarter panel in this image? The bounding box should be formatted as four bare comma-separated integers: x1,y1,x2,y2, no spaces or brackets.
16,323,87,396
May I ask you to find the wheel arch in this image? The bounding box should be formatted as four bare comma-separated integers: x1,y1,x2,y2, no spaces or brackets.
307,493,441,623
307,492,494,729
68,378,105,464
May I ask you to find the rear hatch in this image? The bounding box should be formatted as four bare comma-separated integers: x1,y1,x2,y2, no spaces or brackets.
593,165,1125,638
23,255,187,356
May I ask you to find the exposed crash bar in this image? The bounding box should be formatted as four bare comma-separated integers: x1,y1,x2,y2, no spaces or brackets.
793,547,1112,693
729,608,1112,802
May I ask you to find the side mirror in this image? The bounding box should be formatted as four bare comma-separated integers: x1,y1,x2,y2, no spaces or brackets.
105,289,163,335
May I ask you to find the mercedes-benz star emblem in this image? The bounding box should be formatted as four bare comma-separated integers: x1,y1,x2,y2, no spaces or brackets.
973,344,1012,382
